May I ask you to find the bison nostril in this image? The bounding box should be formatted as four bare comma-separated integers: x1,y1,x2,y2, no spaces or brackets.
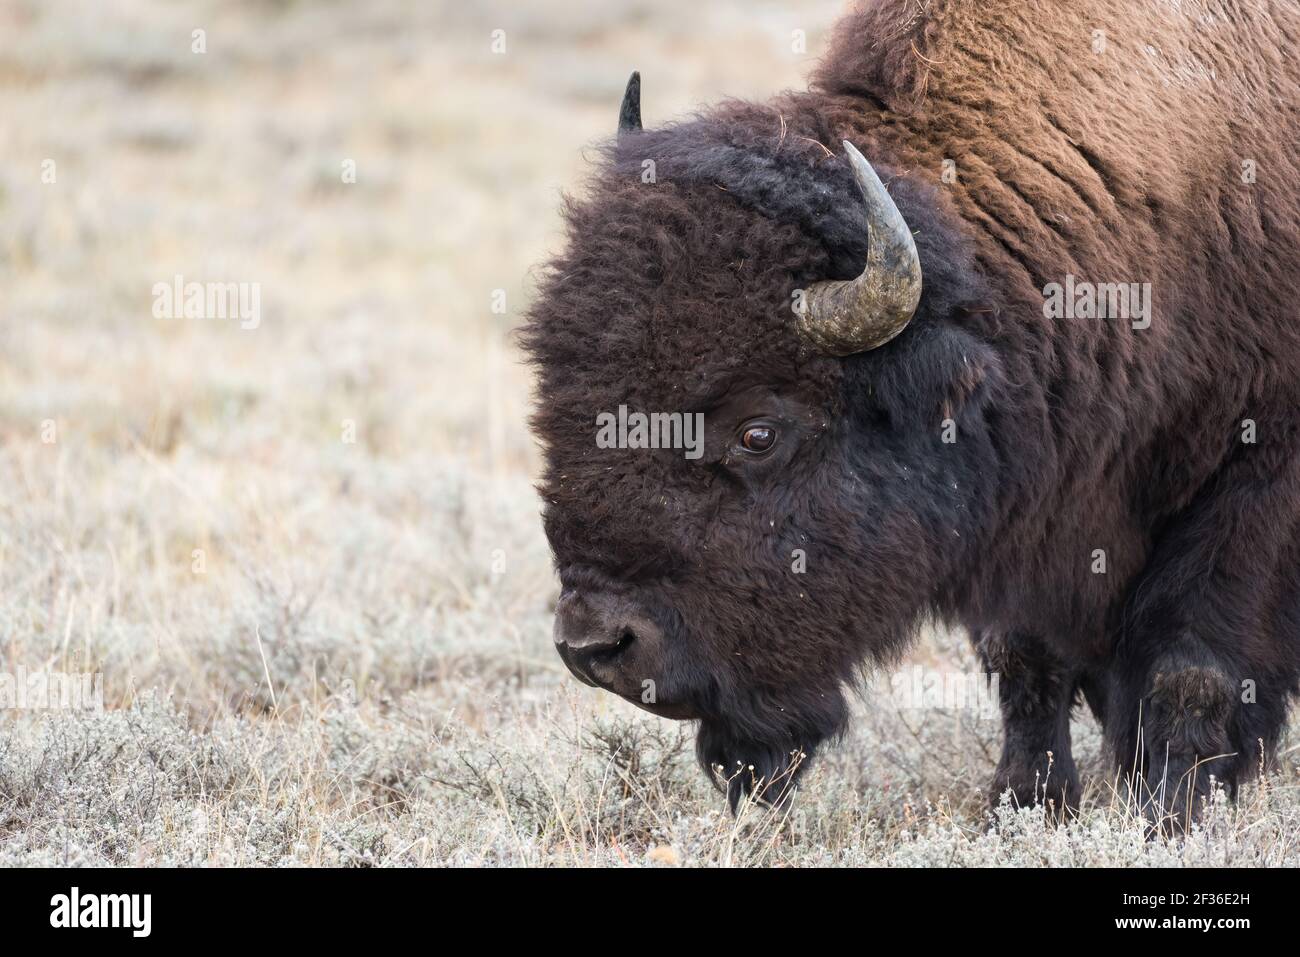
592,628,636,662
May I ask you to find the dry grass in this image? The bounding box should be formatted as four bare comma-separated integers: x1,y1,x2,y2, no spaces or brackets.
1,0,1298,866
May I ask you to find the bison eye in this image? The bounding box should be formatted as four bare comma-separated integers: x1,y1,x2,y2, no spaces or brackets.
740,425,776,454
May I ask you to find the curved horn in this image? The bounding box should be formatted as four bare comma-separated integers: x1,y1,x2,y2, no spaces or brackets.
794,141,922,355
618,71,642,134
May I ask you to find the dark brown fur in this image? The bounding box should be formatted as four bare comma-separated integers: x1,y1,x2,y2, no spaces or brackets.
524,0,1300,823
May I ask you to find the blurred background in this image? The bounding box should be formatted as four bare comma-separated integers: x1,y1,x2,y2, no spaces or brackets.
0,0,842,709
1,0,1293,866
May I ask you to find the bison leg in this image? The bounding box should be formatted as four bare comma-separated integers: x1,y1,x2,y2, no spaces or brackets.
1109,640,1240,835
1106,445,1300,834
976,630,1082,820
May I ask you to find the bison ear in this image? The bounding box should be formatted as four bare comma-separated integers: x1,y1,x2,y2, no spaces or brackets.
942,305,1000,415
864,320,1002,431
618,71,642,134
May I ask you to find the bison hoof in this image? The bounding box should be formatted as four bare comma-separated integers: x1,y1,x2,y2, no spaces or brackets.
1138,765,1220,839
988,768,1081,825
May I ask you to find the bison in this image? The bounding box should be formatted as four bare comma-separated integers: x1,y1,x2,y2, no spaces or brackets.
522,0,1300,828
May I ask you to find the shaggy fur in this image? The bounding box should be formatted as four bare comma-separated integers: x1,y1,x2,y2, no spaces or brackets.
523,0,1300,823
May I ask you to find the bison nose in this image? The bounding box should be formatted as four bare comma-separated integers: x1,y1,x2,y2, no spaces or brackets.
558,626,637,687
553,590,660,693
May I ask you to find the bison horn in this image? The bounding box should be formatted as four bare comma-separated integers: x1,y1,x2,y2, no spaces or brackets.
618,71,642,133
794,141,922,355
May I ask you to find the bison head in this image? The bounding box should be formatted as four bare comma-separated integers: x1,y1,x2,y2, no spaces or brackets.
523,76,1004,807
